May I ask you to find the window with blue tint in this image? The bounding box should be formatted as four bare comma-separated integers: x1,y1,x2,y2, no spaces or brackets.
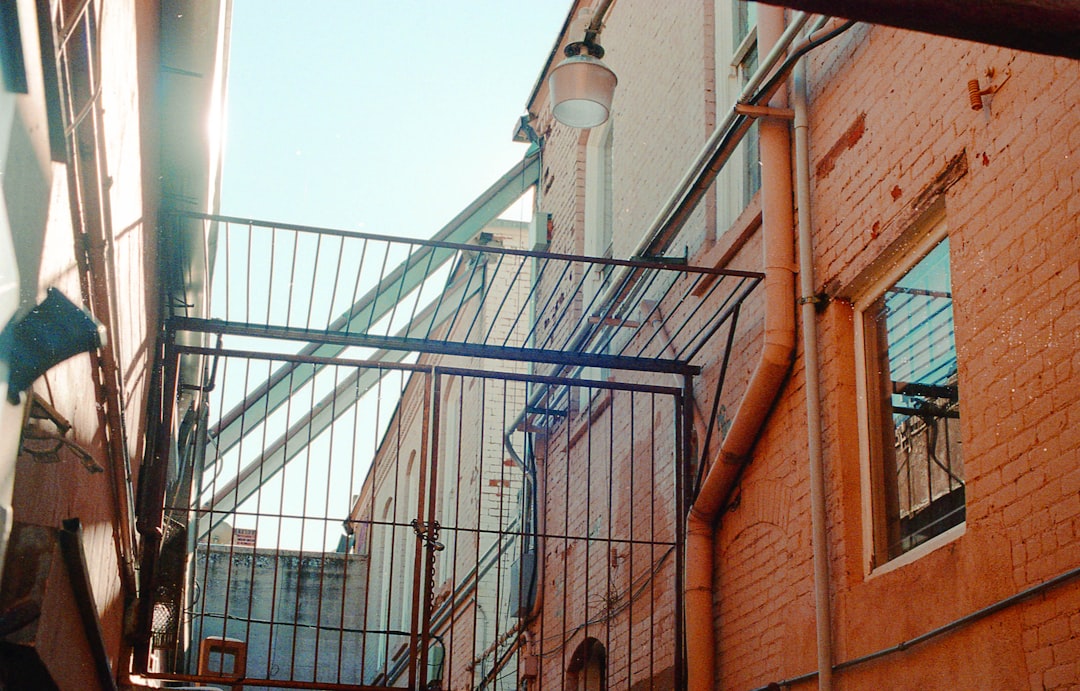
863,236,963,563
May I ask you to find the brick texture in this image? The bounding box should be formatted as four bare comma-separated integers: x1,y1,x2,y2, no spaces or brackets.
529,3,1080,690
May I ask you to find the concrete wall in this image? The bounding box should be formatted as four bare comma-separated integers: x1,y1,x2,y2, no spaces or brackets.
526,1,1080,689
193,544,369,689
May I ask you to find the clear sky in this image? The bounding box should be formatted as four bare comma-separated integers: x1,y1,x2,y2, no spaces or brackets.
216,2,572,550
220,1,572,237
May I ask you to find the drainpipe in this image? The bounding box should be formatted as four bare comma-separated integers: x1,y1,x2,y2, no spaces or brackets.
685,7,797,691
794,58,834,690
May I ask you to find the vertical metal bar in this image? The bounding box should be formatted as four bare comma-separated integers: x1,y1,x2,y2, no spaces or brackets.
408,242,440,337
418,369,442,689
584,384,593,655
462,252,499,344
694,303,741,497
627,390,635,688
521,257,572,351
229,356,254,662
470,376,485,686
306,232,325,330
288,362,316,681
491,378,508,680
477,373,490,682
324,235,347,332
223,221,231,321
133,339,179,672
649,393,656,685
384,370,403,675
284,228,300,328
485,252,526,346
265,360,291,683
311,363,341,682
537,384,551,688
336,366,360,684
345,236,369,334
385,242,415,338
675,376,693,690
249,355,275,680
561,381,572,691
445,375,465,689
245,223,253,322
266,225,277,326
366,240,391,334
606,387,614,688
406,369,432,689
359,365,385,683
443,252,484,339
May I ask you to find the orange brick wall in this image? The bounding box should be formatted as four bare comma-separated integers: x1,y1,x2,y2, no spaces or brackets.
7,1,162,686
528,2,1079,690
714,20,1080,691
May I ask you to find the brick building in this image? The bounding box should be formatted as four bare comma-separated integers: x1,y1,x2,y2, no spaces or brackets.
516,1,1080,689
5,1,1074,689
0,1,229,689
348,219,533,689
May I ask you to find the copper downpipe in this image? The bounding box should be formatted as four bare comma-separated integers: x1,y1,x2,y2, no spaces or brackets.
685,7,797,691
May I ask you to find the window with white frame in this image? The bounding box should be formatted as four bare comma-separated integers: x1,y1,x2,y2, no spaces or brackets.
714,1,761,233
583,121,613,282
581,120,614,392
437,380,460,580
733,1,761,206
857,227,964,565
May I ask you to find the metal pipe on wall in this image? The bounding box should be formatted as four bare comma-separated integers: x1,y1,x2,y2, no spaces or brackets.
685,7,798,690
794,56,835,691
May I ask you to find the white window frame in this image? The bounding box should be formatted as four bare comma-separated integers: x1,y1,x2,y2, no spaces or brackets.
853,211,965,573
714,0,760,235
581,120,614,395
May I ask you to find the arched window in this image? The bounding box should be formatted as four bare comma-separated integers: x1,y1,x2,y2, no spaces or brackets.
584,120,614,262
581,122,615,394
376,497,395,666
568,637,606,691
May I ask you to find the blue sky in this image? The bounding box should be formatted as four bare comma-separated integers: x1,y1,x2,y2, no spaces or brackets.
220,1,571,237
215,2,572,549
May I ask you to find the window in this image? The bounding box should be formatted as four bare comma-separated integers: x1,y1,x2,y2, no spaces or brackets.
568,638,606,691
732,2,760,206
858,231,963,565
584,120,614,261
0,2,28,93
581,121,613,392
714,1,760,233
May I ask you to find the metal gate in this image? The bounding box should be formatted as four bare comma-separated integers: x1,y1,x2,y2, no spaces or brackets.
134,211,758,689
138,346,686,690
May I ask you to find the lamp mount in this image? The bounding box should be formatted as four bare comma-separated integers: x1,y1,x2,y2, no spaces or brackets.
565,39,605,59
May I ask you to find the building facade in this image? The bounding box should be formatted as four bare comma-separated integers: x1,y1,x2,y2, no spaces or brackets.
0,1,228,688
518,1,1080,689
349,219,534,689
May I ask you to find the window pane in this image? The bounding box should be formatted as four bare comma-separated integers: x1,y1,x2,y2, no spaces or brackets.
734,2,757,45
869,237,963,560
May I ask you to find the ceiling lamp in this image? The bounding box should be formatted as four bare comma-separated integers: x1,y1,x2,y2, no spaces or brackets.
549,40,617,129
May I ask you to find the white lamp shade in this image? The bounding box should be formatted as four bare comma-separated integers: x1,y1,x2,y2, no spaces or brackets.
549,54,617,129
